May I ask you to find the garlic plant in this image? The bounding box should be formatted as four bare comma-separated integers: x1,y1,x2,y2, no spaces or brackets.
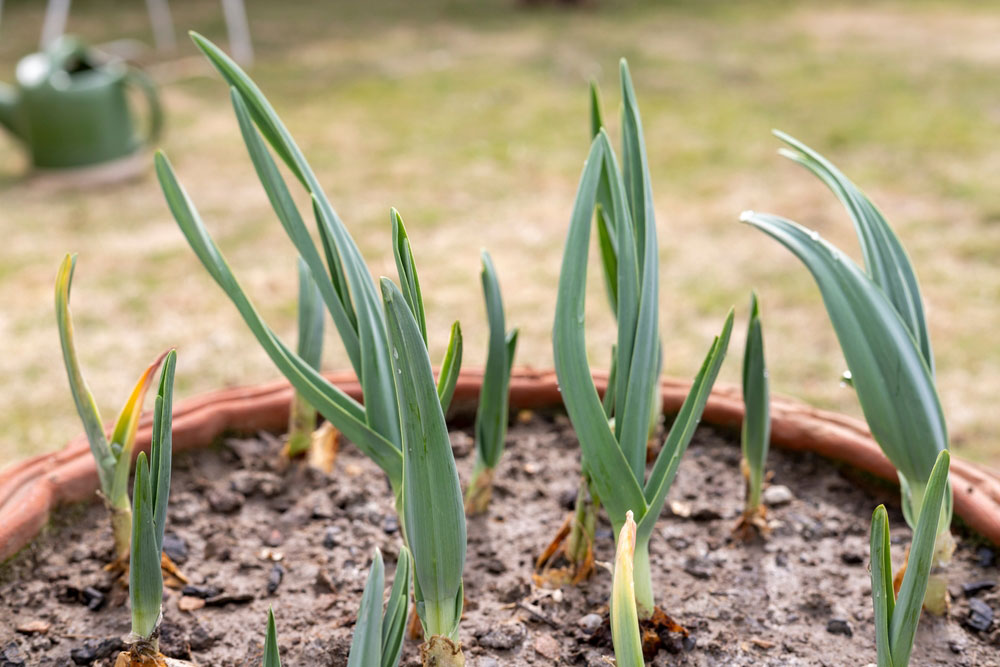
737,291,770,536
870,450,950,666
742,132,953,611
347,548,412,667
263,608,281,667
285,258,325,458
611,511,644,667
157,34,462,517
465,251,518,515
115,351,178,666
55,254,168,564
554,59,734,619
382,278,467,665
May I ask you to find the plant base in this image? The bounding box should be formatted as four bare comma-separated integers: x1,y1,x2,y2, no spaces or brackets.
732,504,770,541
639,607,689,659
464,466,494,516
420,636,465,667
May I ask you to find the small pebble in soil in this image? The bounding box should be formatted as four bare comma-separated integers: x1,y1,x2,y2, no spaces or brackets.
826,618,853,637
485,558,506,575
322,526,340,549
2,641,26,667
204,592,254,607
69,637,125,665
81,586,105,611
949,637,966,654
264,529,284,547
559,488,577,510
976,546,995,568
763,485,794,507
383,515,399,534
188,622,215,651
965,599,993,632
162,532,189,564
577,613,603,634
181,584,221,599
477,621,527,650
961,580,996,597
267,563,285,595
207,487,245,513
840,551,864,565
683,556,712,580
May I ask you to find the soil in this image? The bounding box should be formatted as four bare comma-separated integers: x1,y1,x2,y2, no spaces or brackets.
1,412,998,666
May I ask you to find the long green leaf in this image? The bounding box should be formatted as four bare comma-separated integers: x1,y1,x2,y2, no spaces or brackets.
382,278,465,639
229,88,358,375
192,34,400,452
553,134,646,526
890,450,950,665
381,547,413,667
610,512,644,667
129,452,162,639
107,352,168,510
619,59,654,267
149,350,176,554
391,209,427,345
263,608,281,667
54,254,114,492
869,505,894,667
637,310,733,544
474,251,515,469
348,549,386,667
436,322,463,413
156,152,403,486
296,258,325,369
774,131,933,374
741,212,946,509
741,292,770,509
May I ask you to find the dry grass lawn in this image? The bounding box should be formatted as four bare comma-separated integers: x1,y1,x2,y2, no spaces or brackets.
1,0,998,467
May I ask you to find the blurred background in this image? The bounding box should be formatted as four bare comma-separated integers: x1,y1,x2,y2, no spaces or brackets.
0,0,997,468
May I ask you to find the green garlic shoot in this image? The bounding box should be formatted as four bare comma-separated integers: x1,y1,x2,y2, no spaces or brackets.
382,278,467,665
870,450,950,666
739,291,770,533
127,350,176,652
156,34,462,517
554,59,734,619
611,511,643,667
347,547,413,667
286,258,325,457
263,608,281,667
55,253,168,563
741,133,953,611
465,250,518,515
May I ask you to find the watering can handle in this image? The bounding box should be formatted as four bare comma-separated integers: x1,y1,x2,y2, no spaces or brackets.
124,67,163,146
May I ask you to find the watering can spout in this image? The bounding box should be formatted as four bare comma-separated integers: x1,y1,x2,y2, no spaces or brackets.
0,82,22,141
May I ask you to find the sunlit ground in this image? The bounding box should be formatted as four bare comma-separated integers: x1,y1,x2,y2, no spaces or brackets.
1,0,998,466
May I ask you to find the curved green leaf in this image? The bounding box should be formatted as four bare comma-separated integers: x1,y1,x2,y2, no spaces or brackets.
381,547,412,667
382,278,465,639
774,131,933,374
156,152,402,486
741,211,946,507
54,254,114,493
391,209,427,345
869,505,894,667
890,450,950,665
474,251,515,469
436,321,463,413
129,452,162,639
348,549,386,667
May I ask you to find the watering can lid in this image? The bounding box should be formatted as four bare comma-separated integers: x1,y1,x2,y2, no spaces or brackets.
16,36,108,87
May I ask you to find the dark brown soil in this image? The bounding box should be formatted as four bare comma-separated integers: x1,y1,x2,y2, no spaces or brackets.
1,413,998,666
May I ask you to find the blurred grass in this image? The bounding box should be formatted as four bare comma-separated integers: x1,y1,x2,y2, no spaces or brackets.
0,0,998,466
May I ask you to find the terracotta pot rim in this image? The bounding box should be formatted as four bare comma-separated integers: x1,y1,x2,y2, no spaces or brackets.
1,367,998,561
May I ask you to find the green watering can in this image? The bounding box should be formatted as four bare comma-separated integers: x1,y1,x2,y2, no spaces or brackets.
0,36,162,170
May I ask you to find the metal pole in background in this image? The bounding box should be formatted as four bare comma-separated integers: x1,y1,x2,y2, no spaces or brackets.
145,0,177,52
220,0,253,66
40,0,71,48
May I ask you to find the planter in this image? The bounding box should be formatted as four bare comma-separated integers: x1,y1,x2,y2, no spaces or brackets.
1,369,998,665
2,368,998,563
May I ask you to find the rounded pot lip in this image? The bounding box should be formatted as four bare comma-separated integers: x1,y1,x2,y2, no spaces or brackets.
1,367,998,561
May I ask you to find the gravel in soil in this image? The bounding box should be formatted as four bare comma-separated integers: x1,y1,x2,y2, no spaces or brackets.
1,413,998,665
